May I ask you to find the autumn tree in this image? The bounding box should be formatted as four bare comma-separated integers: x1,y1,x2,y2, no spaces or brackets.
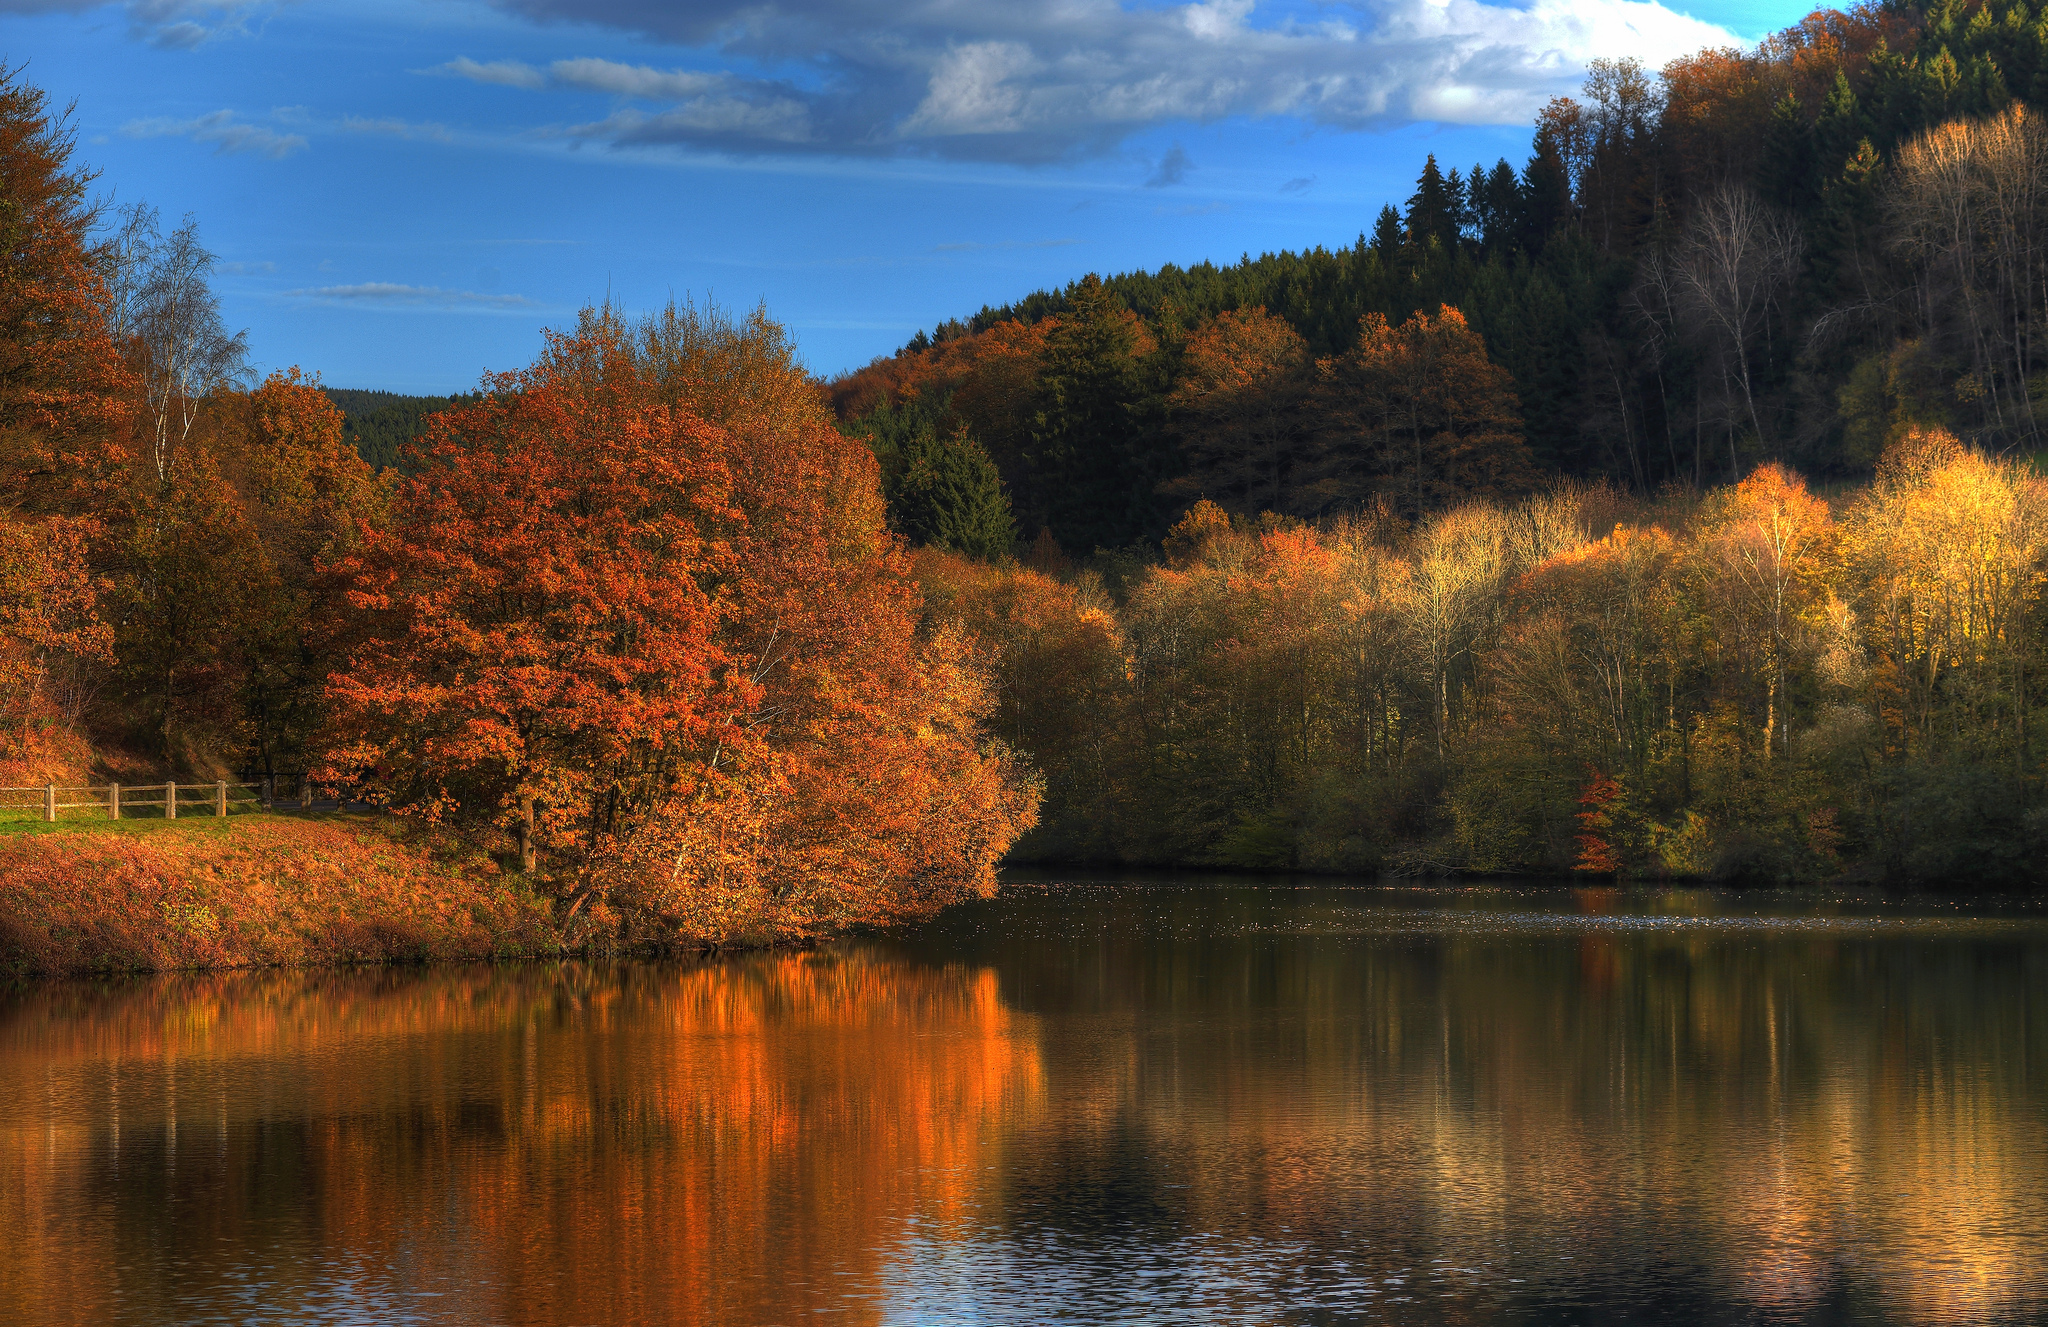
1689,462,1836,760
325,322,754,873
1889,103,2048,449
914,549,1121,858
224,369,386,777
0,64,134,514
1163,307,1312,516
1844,427,2048,759
0,515,109,760
328,304,1037,942
1308,306,1539,516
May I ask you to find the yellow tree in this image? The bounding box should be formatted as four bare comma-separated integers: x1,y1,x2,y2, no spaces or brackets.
1689,463,1836,760
1844,427,2048,761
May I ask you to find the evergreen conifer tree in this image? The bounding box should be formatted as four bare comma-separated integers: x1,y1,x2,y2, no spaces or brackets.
1520,130,1573,249
1406,154,1459,252
1028,274,1158,550
1761,93,1817,209
1478,160,1524,253
894,424,1017,560
1370,205,1404,259
1815,71,1863,169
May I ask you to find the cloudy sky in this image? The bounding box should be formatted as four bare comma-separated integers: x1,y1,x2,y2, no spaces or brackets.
6,0,1795,389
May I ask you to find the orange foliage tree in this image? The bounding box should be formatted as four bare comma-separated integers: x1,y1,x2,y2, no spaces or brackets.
324,322,753,872
225,369,387,775
1164,307,1313,517
0,66,135,516
327,306,1038,944
0,515,110,759
1310,306,1539,517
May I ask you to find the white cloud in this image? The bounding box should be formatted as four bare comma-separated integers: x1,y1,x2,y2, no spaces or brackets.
339,115,455,143
435,56,547,90
121,110,307,158
2,0,283,48
464,0,1742,162
285,283,539,309
549,58,727,100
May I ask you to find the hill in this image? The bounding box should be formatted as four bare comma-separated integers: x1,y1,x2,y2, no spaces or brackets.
832,0,2048,553
321,388,477,472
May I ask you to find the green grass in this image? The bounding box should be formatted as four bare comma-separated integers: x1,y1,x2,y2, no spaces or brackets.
0,808,314,838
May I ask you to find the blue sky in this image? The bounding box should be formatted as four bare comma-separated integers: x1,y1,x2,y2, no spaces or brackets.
6,0,1802,391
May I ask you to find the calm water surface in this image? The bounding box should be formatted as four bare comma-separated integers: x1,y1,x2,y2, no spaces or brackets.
2,878,2045,1325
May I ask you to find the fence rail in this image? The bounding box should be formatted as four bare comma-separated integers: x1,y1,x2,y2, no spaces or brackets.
0,779,293,823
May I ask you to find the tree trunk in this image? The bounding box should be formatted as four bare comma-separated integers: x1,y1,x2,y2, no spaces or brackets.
517,795,537,873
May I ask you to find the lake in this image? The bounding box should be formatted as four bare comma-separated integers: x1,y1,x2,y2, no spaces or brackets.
2,877,2045,1325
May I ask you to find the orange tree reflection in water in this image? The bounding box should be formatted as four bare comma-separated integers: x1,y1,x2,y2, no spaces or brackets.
0,954,1045,1326
0,892,2044,1325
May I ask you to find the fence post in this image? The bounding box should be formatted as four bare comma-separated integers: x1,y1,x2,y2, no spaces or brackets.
300,777,312,810
166,780,177,820
44,784,55,823
263,775,273,809
216,780,227,817
109,783,120,820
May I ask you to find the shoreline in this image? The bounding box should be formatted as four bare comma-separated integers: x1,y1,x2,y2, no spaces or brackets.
7,818,2032,979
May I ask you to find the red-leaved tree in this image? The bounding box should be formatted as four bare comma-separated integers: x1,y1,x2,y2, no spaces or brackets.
326,306,1038,944
324,323,755,873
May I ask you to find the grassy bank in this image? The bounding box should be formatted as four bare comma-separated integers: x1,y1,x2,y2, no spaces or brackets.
0,813,564,975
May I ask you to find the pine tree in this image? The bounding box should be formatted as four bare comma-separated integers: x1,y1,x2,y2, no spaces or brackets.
1965,53,2012,113
1815,71,1863,170
894,424,1017,560
1028,274,1159,550
1760,93,1817,209
1520,130,1573,250
1406,154,1459,253
1370,205,1404,259
1922,46,1964,119
1478,160,1524,253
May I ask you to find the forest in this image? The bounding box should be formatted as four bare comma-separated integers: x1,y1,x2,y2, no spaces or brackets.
321,388,482,473
824,0,2048,884
2,0,2047,940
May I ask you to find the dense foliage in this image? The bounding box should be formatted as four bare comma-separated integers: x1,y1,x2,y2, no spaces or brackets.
920,434,2048,884
9,0,2048,901
837,0,2048,554
321,388,480,472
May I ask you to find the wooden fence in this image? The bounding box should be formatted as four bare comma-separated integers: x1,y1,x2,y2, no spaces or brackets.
0,779,282,822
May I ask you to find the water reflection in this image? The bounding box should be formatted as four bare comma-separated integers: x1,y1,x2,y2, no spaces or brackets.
0,881,2043,1325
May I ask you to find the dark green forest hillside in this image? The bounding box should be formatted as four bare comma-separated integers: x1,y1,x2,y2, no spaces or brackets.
322,388,477,471
837,0,2048,554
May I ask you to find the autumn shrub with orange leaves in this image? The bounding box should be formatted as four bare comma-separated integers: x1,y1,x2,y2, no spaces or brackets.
323,302,1037,947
